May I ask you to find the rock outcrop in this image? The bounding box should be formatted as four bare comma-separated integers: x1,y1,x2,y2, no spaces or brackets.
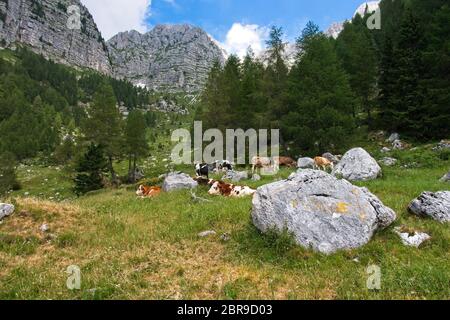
252,170,396,254
408,191,450,223
107,25,226,92
0,0,111,74
333,148,382,181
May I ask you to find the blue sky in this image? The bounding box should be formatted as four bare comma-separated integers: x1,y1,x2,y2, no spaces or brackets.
82,0,370,56
148,0,364,41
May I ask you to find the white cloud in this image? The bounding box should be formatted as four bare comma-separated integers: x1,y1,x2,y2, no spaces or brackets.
222,23,268,59
81,0,152,40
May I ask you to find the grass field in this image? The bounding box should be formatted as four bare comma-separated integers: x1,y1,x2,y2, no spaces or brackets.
1,146,449,300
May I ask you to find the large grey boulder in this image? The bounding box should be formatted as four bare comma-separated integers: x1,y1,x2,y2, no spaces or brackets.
440,172,450,183
222,170,248,182
298,157,315,169
333,148,381,181
252,170,396,254
162,172,198,192
0,203,15,220
408,192,450,223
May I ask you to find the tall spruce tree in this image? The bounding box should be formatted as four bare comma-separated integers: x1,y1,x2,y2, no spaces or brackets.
283,23,356,155
125,110,148,183
0,152,19,195
83,82,123,184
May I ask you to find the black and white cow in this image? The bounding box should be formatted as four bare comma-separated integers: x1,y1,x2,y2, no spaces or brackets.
215,160,233,172
195,163,210,179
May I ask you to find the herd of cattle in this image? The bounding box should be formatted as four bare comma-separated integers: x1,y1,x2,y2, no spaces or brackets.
136,155,338,199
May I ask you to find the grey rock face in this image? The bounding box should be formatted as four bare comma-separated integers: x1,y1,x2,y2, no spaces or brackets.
440,172,450,183
0,203,15,220
252,170,396,254
298,157,315,169
333,148,381,181
162,172,198,192
107,25,226,92
0,0,111,74
409,192,450,223
222,170,248,182
379,157,398,167
325,22,345,39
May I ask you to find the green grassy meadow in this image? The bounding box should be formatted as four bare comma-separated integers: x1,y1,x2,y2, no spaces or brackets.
0,125,449,299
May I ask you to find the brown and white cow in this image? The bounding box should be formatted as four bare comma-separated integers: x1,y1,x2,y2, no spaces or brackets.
314,157,334,172
136,185,162,198
251,156,274,174
208,181,256,198
273,156,297,168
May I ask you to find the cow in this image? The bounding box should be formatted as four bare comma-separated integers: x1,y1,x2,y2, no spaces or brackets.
195,163,210,179
136,185,162,198
194,177,216,186
314,157,334,172
251,156,273,174
214,160,233,172
273,156,297,168
208,181,256,198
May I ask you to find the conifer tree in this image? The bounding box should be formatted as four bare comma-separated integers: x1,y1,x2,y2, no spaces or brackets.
125,110,148,182
83,82,123,184
73,144,108,196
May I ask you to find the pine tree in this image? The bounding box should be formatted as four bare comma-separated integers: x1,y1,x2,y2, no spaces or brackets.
264,27,289,127
389,10,425,136
125,110,148,183
283,24,356,155
73,144,108,196
0,152,20,195
83,81,123,184
336,16,378,123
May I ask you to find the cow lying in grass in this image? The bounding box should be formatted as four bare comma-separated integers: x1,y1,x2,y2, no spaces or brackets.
314,157,334,172
208,181,256,198
136,185,162,198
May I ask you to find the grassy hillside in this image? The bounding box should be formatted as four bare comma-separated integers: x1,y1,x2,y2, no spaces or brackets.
1,134,449,300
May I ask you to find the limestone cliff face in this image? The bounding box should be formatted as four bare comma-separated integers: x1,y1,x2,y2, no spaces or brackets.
0,0,111,74
107,24,226,92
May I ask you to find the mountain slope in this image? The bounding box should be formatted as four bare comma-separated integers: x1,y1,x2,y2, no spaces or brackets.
107,24,226,92
0,0,111,74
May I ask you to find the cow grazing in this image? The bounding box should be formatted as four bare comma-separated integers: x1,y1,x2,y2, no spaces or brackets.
251,156,272,174
274,156,297,168
136,185,162,198
314,157,334,172
195,163,210,179
208,181,256,198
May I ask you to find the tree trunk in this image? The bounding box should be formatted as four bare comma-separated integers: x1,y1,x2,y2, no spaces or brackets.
132,155,137,182
108,155,118,186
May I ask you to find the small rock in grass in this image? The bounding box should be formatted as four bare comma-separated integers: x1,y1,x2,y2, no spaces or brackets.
40,224,50,233
440,172,450,183
394,227,431,248
379,157,398,167
198,230,217,238
252,174,261,181
220,233,231,242
381,147,391,153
